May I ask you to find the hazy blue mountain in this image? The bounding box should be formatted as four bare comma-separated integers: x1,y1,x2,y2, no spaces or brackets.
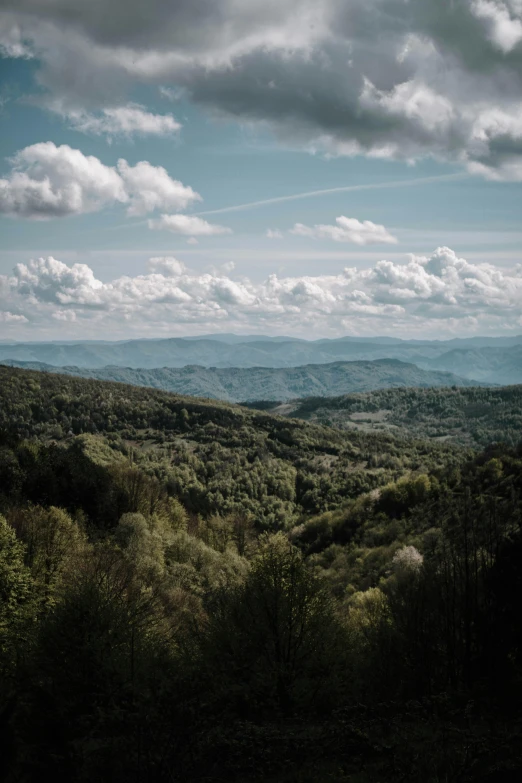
1,335,521,377
421,345,522,385
2,358,483,402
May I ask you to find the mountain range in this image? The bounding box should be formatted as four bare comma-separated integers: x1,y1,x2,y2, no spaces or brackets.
1,334,521,384
2,358,483,403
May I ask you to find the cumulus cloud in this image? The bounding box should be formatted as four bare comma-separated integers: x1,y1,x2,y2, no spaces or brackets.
117,161,200,216
147,257,186,276
148,214,232,235
471,0,522,53
52,309,76,321
0,142,200,218
291,217,398,245
0,311,28,323
266,229,283,239
2,247,522,337
2,1,522,176
61,103,182,138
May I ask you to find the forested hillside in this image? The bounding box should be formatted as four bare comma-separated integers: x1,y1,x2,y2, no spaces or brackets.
0,366,521,782
252,384,522,448
2,358,481,402
0,366,465,523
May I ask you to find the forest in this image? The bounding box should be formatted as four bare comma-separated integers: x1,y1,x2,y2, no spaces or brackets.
256,384,522,448
0,366,521,782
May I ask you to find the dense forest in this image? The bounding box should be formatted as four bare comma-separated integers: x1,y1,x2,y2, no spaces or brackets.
0,366,521,781
254,384,522,448
0,367,468,524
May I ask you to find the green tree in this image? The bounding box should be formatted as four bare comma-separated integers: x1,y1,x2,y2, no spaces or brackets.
0,515,34,675
202,533,345,717
8,506,87,606
18,544,174,783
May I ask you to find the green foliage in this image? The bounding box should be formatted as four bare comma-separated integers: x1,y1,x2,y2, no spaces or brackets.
0,366,521,781
7,506,87,605
17,545,176,782
201,533,346,717
0,515,34,675
0,366,466,528
284,384,522,447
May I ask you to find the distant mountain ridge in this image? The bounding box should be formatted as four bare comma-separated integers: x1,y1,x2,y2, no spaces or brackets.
422,345,522,385
2,358,484,402
1,335,521,384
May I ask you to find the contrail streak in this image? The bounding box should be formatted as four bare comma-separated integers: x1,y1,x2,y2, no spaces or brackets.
196,172,467,216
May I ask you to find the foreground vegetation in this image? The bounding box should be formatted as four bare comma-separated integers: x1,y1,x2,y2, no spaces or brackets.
0,367,521,781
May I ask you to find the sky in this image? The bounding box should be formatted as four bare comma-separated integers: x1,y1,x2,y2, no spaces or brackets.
1,0,522,341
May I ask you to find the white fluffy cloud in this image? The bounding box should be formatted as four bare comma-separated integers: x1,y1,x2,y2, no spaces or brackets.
0,311,28,323
148,214,232,235
2,247,521,337
291,217,398,245
2,1,522,177
117,160,200,217
471,0,522,53
61,103,182,138
0,142,200,218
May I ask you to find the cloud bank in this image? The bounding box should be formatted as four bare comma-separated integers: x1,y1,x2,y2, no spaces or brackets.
1,1,522,176
2,247,521,339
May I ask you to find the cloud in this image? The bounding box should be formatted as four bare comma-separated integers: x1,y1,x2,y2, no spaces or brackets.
291,217,398,245
60,103,182,138
471,0,522,53
147,257,186,276
159,86,186,102
0,17,33,58
52,309,76,321
117,160,200,216
266,229,283,239
0,142,200,218
148,213,232,235
0,311,28,323
2,1,522,177
2,246,522,338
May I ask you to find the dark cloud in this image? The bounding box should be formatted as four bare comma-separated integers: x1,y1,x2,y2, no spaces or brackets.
1,1,522,175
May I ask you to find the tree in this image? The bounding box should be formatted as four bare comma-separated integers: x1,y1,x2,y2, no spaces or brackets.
8,506,87,606
202,533,345,717
0,515,34,674
17,544,175,783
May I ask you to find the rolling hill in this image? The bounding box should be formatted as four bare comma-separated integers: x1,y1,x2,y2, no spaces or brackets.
1,358,483,402
250,384,522,448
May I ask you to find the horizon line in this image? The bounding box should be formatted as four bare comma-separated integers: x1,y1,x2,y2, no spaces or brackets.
2,331,521,346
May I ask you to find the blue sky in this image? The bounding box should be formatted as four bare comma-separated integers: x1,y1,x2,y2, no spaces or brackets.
1,1,522,339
